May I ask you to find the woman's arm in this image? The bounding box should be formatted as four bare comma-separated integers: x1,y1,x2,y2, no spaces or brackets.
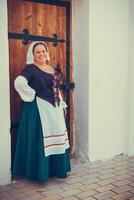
14,76,36,102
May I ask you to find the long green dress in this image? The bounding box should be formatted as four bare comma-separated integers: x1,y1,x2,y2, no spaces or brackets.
12,99,71,183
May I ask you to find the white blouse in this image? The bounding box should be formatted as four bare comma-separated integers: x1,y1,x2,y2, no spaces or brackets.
14,76,36,102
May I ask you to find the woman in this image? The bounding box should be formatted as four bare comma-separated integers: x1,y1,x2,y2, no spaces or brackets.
12,41,71,183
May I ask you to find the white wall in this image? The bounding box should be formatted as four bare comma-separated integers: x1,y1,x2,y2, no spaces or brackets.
0,0,11,185
128,0,134,155
73,0,132,162
89,0,130,161
73,0,90,161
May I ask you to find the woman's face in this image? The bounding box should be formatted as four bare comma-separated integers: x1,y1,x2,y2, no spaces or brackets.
33,44,48,65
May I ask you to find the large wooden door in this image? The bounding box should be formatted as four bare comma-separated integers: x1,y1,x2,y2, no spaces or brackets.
8,0,74,164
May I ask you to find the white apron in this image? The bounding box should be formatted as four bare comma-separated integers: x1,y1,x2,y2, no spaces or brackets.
36,97,70,157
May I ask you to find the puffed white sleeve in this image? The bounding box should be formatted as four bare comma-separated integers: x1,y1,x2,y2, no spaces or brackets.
59,90,67,109
14,75,36,102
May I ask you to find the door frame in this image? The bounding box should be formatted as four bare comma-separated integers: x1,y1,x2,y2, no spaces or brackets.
8,0,72,141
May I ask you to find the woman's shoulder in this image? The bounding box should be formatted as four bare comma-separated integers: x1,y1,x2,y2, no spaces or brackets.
21,64,36,73
20,64,36,80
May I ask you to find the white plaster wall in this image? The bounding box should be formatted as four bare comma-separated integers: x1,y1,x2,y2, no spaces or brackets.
0,0,11,185
128,0,134,155
73,0,90,161
89,0,130,161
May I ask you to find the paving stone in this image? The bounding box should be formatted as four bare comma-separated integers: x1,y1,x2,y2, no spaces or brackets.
45,183,68,190
75,189,98,199
65,177,86,184
112,179,132,187
112,185,133,194
112,191,134,199
78,183,99,191
128,176,134,182
82,197,96,200
114,161,129,167
82,172,102,179
40,194,62,200
98,178,116,186
99,169,115,175
41,189,64,197
0,192,13,200
113,174,132,181
59,189,82,198
128,171,134,176
24,189,42,196
8,185,36,194
98,173,116,180
63,196,79,200
80,177,101,185
12,193,43,200
94,191,117,199
104,198,115,200
114,169,131,175
11,192,27,199
101,164,115,170
61,182,83,190
87,166,104,173
94,184,115,192
129,182,134,187
130,188,134,193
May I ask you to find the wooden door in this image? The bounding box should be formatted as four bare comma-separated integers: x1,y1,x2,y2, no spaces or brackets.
8,0,74,164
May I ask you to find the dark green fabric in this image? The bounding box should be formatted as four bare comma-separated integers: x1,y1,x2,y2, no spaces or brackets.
12,100,71,183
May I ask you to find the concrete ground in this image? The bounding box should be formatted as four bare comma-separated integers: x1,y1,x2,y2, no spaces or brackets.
0,155,134,200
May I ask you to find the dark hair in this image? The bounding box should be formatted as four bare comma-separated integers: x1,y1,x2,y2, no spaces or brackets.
32,42,48,54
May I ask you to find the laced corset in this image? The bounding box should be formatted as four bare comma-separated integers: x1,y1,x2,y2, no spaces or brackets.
52,69,64,106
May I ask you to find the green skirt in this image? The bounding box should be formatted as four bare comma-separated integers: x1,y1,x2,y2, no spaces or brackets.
12,99,71,183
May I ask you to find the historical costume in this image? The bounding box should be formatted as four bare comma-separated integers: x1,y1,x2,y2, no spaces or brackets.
12,41,71,183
